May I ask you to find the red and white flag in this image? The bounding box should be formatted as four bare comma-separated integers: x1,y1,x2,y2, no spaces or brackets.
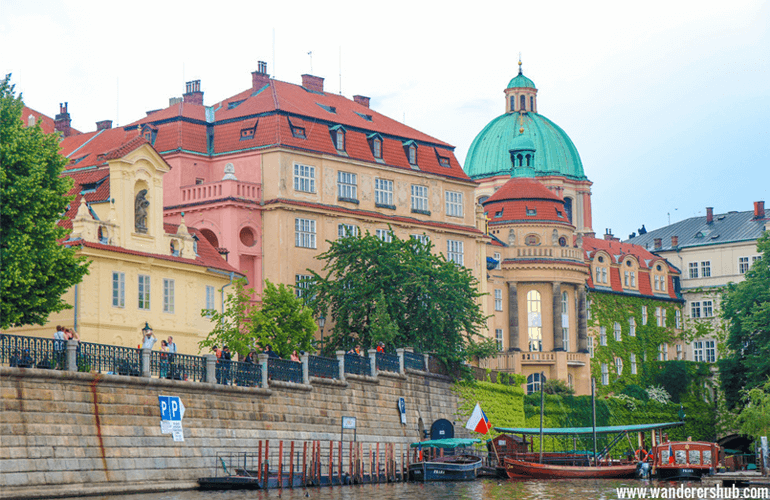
465,403,490,434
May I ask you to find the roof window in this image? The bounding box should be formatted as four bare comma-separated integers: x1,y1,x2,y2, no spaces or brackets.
329,125,346,153
367,133,383,159
526,207,537,216
317,103,336,114
403,140,418,166
495,209,504,218
354,111,372,121
240,121,257,141
228,99,245,110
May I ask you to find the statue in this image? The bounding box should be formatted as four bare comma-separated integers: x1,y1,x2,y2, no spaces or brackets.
508,229,516,246
135,189,149,233
222,162,237,180
552,229,559,245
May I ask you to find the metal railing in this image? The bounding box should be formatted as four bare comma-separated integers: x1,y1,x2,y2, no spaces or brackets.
308,355,339,379
79,341,141,375
267,357,302,384
0,334,66,370
150,351,207,382
376,352,399,373
215,359,262,387
344,353,370,376
403,351,426,371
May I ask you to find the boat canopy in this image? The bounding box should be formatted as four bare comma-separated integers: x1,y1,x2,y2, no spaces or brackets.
493,421,684,435
410,438,482,449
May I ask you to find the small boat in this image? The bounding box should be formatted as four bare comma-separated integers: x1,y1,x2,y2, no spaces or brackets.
650,440,720,480
503,457,636,479
409,438,482,482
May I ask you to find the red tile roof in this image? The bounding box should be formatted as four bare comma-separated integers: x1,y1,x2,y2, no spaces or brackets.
483,178,571,225
21,106,57,134
485,177,562,203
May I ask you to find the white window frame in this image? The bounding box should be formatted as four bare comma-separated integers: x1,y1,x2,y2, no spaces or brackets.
337,171,357,200
616,357,623,375
375,178,394,206
295,274,313,299
656,307,662,327
693,341,704,362
701,261,711,278
205,285,215,315
138,274,150,310
112,271,125,308
738,257,750,274
599,326,607,346
675,309,682,328
495,328,503,351
293,163,316,193
411,233,430,246
494,252,502,270
703,300,713,318
447,239,464,266
163,278,175,314
295,218,316,249
629,317,636,337
689,262,699,279
614,322,621,342
338,223,358,239
373,138,382,159
494,289,503,311
588,336,594,358
601,363,609,385
376,229,393,243
630,353,637,375
690,301,701,318
335,129,345,151
705,340,716,362
411,185,429,212
445,191,463,218
642,305,648,325
676,344,683,360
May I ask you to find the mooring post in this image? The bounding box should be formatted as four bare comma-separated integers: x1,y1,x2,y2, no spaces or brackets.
376,442,380,482
302,441,307,485
338,441,343,485
257,440,263,482
329,440,333,486
278,441,283,489
264,440,270,488
290,441,295,488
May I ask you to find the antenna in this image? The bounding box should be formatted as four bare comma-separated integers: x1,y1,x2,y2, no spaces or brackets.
339,46,342,95
308,51,313,74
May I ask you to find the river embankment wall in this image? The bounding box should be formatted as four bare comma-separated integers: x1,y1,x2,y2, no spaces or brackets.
0,366,465,499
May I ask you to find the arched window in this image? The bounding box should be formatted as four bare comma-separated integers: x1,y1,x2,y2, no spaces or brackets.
510,96,515,112
525,154,531,167
563,197,573,223
520,95,526,111
530,96,534,112
526,373,546,394
517,154,524,167
562,291,569,351
527,290,542,352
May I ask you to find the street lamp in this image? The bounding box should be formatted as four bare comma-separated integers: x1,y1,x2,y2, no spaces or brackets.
142,322,152,335
317,316,326,352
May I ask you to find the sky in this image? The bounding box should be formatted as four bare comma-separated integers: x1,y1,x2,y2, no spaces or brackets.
2,0,768,239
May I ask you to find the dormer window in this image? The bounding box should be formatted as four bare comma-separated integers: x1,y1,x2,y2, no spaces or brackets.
141,125,157,146
436,149,451,167
289,117,306,139
403,140,418,166
526,207,537,216
368,133,383,159
240,121,257,141
495,209,503,218
623,259,638,289
329,125,346,152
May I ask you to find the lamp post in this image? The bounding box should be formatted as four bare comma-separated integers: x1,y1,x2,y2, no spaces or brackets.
318,316,326,353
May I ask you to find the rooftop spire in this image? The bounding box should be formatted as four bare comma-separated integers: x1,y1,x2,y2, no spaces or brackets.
518,53,523,75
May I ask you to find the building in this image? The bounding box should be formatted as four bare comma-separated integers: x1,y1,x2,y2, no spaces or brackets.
626,202,768,362
6,126,242,353
467,63,684,395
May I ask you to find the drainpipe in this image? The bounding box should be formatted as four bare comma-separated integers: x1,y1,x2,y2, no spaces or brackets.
73,284,79,332
220,272,235,319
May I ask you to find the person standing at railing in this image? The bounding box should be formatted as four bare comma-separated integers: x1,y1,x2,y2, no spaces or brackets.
166,336,177,379
141,326,157,350
376,342,385,354
290,350,300,362
221,346,232,385
64,328,79,341
159,340,169,378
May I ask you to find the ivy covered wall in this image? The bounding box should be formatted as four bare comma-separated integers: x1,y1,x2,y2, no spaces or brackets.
454,378,526,433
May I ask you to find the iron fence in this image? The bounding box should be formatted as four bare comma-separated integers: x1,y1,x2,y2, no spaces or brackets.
150,351,207,382
375,352,399,372
344,353,370,376
267,357,302,383
215,359,261,387
403,351,426,371
0,333,66,370
308,355,339,379
79,342,142,375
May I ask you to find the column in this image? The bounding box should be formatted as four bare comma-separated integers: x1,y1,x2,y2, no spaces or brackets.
300,352,310,385
507,281,520,351
336,351,346,381
258,353,269,388
368,349,377,378
204,354,217,384
396,348,405,375
553,282,564,351
66,339,79,372
141,348,151,378
578,287,588,353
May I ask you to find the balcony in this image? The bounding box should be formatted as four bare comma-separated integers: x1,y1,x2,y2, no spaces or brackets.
181,179,261,204
479,350,589,371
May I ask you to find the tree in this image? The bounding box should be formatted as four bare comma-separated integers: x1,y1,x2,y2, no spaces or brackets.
736,379,770,443
199,279,316,358
718,232,770,409
0,75,89,328
306,231,496,370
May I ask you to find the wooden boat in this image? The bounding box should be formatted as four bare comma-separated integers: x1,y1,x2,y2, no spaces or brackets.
650,441,720,480
409,454,482,482
503,457,636,479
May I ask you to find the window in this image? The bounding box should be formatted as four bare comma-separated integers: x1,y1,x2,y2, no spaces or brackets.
614,322,621,342
631,353,637,375
338,223,358,239
701,261,711,277
601,363,609,385
447,240,464,266
338,172,357,201
655,307,662,326
163,279,175,314
753,255,762,265
663,308,667,326
676,344,683,360
739,257,750,274
112,272,125,308
703,300,713,317
675,309,682,328
588,336,594,358
527,290,542,352
599,326,607,346
138,275,150,310
630,271,636,287
690,302,701,318
494,252,502,270
595,266,607,284
562,291,569,351
334,129,345,151
526,373,545,394
408,144,417,165
624,271,629,287
205,285,215,313
375,178,394,207
295,274,313,299
616,358,623,375
372,138,382,159
295,218,316,248
642,306,648,325
411,234,429,246
654,275,660,290
495,289,503,311
445,191,463,217
376,229,393,243
693,341,704,362
293,163,315,193
659,343,668,361
629,317,636,337
495,329,503,351
689,262,699,279
705,340,716,362
411,185,429,213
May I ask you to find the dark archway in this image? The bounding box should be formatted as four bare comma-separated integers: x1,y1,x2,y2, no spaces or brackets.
200,228,219,249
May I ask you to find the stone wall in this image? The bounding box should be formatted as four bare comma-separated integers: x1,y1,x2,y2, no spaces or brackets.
0,366,465,499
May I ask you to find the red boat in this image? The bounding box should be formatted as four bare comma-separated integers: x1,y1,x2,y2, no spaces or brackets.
650,441,720,480
503,457,637,479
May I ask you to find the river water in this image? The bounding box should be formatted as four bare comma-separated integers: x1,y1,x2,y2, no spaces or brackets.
95,479,733,500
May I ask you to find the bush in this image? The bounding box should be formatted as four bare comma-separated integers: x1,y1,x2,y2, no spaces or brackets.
621,384,649,401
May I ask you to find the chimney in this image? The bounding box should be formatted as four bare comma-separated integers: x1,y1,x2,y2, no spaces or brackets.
706,207,713,224
603,228,614,241
754,201,765,219
353,95,370,108
654,238,662,250
671,235,678,247
95,120,112,131
183,80,203,105
252,61,270,90
169,97,183,107
301,74,324,93
54,102,72,137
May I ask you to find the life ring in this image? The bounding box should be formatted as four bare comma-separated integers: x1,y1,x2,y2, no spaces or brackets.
636,449,649,461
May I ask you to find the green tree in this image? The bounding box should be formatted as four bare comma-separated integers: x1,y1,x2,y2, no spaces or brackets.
0,75,89,328
718,232,770,409
306,231,495,370
199,279,316,358
736,379,770,442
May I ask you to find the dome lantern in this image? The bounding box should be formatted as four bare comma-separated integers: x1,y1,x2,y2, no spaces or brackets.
505,59,538,114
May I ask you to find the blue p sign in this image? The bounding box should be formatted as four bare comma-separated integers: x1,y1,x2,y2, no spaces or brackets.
159,396,171,420
158,396,183,421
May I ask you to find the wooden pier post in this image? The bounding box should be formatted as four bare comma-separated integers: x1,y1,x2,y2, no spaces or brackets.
278,441,283,490
289,441,295,488
349,441,354,481
316,441,321,485
369,445,374,483
264,440,270,488
329,440,334,487
302,441,307,485
338,441,343,485
257,440,263,482
376,443,380,483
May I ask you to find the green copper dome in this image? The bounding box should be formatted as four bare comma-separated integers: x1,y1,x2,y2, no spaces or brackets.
507,73,536,89
464,112,586,181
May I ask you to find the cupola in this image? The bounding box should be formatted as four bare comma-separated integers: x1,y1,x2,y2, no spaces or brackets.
505,59,538,114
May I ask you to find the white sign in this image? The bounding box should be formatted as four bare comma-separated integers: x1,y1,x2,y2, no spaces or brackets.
342,416,357,429
159,395,185,442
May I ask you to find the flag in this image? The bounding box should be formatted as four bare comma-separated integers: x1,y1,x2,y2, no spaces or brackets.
668,443,674,464
465,403,490,434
